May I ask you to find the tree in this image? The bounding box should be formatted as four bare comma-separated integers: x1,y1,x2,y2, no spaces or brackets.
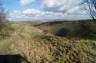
87,0,96,19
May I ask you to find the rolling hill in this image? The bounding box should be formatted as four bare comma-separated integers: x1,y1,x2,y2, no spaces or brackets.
0,20,96,63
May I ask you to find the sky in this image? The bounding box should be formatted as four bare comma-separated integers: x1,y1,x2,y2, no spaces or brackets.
2,0,92,21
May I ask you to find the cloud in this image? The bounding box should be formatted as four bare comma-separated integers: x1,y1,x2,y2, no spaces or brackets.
42,0,83,12
8,0,90,21
22,9,41,14
19,0,88,14
8,8,65,21
22,8,64,17
66,3,89,15
20,0,35,6
42,0,82,7
8,8,90,21
8,10,28,21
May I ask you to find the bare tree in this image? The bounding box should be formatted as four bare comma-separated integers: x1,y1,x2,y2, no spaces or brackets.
87,0,96,19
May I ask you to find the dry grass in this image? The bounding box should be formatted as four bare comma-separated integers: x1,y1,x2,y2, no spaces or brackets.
0,23,96,63
10,31,96,63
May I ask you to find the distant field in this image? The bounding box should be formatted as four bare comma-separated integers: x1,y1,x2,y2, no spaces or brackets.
0,20,96,63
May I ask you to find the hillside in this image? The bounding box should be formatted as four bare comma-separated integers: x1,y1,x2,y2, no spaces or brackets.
35,20,96,38
0,21,96,63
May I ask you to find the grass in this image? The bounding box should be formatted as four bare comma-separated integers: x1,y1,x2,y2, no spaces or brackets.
36,21,96,38
11,33,96,63
0,21,96,63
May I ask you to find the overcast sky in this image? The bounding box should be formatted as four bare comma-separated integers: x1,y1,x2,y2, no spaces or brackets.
3,0,91,21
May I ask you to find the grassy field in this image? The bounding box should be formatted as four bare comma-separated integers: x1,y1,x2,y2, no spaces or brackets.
0,21,96,63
